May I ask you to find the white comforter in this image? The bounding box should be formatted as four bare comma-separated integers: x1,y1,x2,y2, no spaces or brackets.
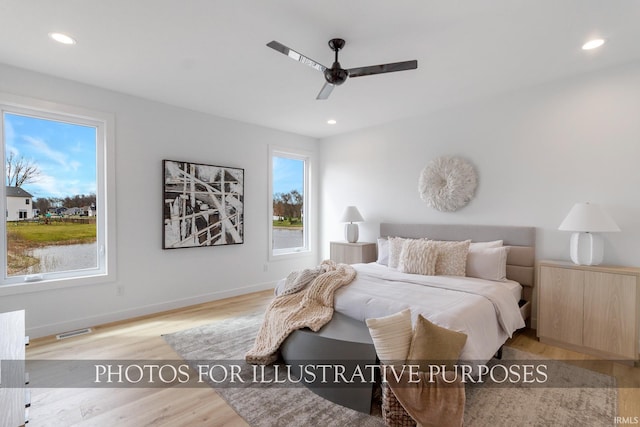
277,262,525,364
335,263,525,363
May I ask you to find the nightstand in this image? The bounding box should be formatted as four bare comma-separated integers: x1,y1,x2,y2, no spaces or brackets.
537,260,640,363
330,241,377,264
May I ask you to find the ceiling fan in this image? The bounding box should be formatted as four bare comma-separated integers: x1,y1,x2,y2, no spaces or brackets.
267,38,418,100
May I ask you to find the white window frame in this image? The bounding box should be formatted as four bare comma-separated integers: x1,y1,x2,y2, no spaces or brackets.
268,146,312,260
0,93,116,295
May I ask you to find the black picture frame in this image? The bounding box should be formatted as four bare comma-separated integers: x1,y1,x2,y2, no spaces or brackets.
163,159,244,249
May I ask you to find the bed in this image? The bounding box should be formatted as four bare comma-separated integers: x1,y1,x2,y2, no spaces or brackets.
278,223,535,363
335,223,535,363
275,223,535,413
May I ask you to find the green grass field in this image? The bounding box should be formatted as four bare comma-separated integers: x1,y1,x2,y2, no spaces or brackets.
272,218,303,227
7,221,97,244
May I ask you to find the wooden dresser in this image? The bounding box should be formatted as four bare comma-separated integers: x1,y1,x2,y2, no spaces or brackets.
0,310,28,427
537,260,640,363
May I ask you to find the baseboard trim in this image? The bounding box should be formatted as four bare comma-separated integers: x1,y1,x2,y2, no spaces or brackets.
26,281,276,339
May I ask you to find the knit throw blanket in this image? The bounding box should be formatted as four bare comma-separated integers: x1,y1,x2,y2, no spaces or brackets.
245,260,356,365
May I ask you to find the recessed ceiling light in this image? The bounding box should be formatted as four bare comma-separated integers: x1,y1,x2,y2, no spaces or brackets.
49,32,76,45
582,38,605,50
327,119,337,125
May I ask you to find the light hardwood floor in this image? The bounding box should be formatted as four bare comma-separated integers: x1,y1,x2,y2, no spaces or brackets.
26,290,640,426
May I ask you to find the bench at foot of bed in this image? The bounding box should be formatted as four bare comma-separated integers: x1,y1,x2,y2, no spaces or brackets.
280,312,378,414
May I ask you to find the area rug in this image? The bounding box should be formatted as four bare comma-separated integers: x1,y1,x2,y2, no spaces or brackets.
163,313,617,427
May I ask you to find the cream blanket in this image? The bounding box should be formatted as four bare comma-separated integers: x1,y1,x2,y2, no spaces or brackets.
245,260,356,365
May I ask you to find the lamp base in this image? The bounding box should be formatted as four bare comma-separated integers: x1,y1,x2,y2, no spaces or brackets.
345,223,359,243
569,232,603,266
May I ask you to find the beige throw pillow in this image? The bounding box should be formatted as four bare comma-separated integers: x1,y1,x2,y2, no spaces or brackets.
407,315,468,371
366,309,413,365
398,239,438,275
387,237,406,269
431,240,471,276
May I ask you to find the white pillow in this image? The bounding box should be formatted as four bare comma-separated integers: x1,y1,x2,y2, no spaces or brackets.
398,239,437,276
366,309,413,365
469,240,503,250
376,237,389,265
466,246,510,281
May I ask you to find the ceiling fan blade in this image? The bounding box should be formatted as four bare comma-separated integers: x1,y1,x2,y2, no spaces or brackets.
347,60,418,78
267,40,327,73
316,82,335,100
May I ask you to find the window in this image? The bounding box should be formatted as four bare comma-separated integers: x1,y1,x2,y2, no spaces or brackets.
1,93,115,292
269,147,311,258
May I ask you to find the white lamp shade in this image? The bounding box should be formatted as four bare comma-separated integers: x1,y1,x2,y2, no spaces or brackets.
340,206,364,223
558,202,620,232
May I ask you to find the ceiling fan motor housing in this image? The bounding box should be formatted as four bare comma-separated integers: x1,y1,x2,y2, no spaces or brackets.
324,64,348,85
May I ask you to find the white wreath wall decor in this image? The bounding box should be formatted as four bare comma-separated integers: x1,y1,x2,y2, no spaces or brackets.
419,156,477,212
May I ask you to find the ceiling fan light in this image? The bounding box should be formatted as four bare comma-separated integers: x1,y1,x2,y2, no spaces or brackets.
582,38,605,50
327,119,337,125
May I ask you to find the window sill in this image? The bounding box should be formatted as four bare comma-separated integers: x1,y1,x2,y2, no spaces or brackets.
0,272,115,296
269,249,313,262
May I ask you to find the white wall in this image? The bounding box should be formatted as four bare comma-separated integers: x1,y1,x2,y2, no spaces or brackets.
0,63,320,338
320,61,640,270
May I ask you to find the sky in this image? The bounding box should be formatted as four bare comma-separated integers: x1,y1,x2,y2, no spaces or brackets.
4,112,97,199
273,156,304,195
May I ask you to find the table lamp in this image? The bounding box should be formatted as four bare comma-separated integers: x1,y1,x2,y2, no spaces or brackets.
340,206,364,243
558,202,620,265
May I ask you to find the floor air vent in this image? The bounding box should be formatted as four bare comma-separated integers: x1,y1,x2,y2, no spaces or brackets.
56,328,92,340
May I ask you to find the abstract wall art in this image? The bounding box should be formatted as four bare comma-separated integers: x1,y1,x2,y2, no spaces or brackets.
163,160,244,249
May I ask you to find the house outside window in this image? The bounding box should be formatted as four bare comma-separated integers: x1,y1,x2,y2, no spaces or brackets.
5,187,34,221
0,93,115,292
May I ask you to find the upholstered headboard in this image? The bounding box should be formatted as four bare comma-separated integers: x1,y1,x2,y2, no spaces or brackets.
379,223,536,298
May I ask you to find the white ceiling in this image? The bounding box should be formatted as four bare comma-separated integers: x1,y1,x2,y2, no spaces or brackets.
1,1,640,138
